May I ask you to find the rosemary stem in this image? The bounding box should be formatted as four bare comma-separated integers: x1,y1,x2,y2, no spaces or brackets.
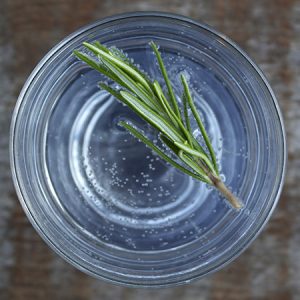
209,174,243,209
74,41,242,210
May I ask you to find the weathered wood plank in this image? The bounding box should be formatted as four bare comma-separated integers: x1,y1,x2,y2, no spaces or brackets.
1,0,299,299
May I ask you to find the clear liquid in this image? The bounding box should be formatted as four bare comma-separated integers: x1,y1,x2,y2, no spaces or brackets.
46,47,247,251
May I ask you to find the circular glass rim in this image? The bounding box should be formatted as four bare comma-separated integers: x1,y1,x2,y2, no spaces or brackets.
10,11,287,287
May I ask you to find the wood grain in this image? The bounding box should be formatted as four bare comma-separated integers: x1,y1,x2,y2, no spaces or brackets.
1,0,299,299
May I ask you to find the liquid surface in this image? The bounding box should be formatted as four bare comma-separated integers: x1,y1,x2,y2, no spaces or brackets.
46,46,247,251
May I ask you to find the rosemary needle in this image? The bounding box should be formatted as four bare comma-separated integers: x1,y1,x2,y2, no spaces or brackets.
73,41,243,209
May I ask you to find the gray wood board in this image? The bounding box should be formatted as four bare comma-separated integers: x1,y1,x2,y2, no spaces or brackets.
0,0,299,299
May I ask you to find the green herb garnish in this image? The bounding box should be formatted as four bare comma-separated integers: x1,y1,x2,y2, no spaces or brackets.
73,41,242,209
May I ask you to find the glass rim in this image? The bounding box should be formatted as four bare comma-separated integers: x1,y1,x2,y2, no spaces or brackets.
10,11,287,287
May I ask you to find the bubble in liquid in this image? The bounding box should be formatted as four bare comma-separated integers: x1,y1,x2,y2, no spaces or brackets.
219,174,226,181
243,208,250,216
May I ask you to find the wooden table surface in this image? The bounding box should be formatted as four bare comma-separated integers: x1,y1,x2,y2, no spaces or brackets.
1,0,299,299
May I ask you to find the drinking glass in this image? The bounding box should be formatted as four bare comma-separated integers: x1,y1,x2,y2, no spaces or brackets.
10,12,286,287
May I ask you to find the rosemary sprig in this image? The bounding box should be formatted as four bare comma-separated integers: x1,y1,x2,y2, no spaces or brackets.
73,41,242,209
